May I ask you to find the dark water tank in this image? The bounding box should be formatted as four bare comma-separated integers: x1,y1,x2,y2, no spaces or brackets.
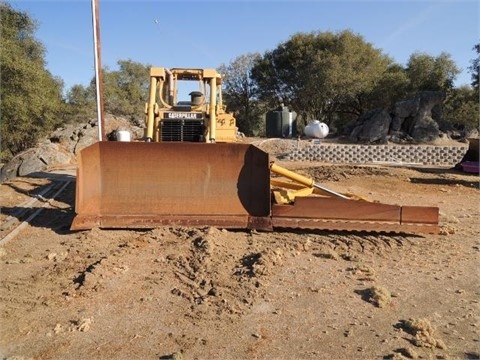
266,106,297,138
266,111,282,137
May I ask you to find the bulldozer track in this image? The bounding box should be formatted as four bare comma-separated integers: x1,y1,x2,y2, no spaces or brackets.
0,179,72,246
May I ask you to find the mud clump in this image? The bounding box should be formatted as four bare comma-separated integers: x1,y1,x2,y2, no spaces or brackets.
402,318,447,349
71,317,93,332
367,285,392,308
439,224,456,235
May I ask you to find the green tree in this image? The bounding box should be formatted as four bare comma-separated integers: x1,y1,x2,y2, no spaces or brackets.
251,30,396,131
441,44,480,134
361,64,409,110
219,53,265,136
443,85,479,133
64,84,96,123
405,52,460,93
0,2,64,162
101,59,150,125
469,42,479,91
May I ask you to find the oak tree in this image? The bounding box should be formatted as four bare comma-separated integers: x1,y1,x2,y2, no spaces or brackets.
1,2,64,161
219,53,265,136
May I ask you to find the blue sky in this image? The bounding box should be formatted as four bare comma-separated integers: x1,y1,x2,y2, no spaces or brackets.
8,0,479,92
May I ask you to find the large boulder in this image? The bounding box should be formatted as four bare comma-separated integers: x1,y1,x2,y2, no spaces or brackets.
0,114,144,183
49,120,98,154
410,116,440,142
348,108,391,144
0,142,76,182
346,91,446,144
390,91,445,142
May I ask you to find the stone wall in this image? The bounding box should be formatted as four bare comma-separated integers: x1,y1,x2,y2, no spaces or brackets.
286,143,468,166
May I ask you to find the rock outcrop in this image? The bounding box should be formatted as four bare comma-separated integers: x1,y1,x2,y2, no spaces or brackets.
0,142,76,182
348,108,391,144
0,115,143,183
391,91,445,142
347,91,446,144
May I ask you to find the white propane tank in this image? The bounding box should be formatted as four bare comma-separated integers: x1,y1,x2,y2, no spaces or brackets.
304,120,329,139
116,130,131,142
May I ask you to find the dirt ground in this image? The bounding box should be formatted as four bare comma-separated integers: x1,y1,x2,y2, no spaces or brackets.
0,140,479,360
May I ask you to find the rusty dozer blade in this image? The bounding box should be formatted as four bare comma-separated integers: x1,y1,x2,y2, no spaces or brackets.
71,142,439,234
71,142,272,230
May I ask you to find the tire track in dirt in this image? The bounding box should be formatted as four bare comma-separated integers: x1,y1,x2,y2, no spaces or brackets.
1,163,477,360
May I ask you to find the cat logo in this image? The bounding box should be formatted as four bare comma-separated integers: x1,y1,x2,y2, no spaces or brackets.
165,112,202,119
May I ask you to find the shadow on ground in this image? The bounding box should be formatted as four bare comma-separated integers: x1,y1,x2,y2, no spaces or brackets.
1,172,77,235
408,166,479,188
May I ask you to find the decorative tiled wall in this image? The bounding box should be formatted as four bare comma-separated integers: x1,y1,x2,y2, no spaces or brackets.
285,144,468,166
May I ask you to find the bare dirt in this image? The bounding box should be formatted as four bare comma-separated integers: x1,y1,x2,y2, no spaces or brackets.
0,139,479,360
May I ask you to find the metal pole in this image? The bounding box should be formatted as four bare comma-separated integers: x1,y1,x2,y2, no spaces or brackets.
91,0,105,141
209,77,216,143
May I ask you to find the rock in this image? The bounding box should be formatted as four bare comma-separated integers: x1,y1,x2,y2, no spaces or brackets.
391,91,445,142
0,142,76,182
348,108,391,143
0,114,144,183
411,116,440,142
347,91,446,144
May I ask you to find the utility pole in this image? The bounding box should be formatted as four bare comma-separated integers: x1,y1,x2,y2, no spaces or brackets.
91,0,105,141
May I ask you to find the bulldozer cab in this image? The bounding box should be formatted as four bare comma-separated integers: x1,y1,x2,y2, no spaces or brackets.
144,67,237,143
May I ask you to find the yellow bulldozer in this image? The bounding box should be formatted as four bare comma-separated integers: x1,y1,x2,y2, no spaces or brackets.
71,67,439,234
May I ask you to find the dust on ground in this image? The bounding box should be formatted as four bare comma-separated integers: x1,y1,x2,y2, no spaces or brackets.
0,140,479,360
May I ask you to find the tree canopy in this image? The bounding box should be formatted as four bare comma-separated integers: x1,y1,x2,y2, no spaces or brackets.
218,53,265,136
250,30,396,127
1,2,64,161
101,59,150,125
405,52,460,92
63,59,151,126
469,42,479,91
443,85,479,132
